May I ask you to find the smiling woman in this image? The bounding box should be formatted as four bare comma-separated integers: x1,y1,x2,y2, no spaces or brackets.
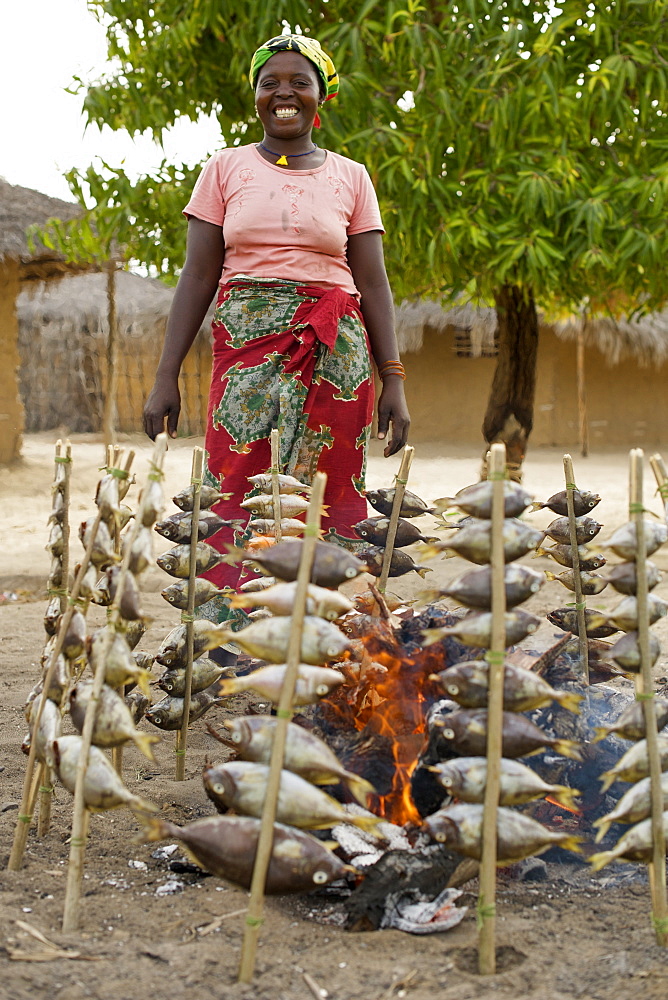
143,32,410,627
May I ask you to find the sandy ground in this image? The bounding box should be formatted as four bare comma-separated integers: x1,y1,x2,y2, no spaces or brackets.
2,432,668,1000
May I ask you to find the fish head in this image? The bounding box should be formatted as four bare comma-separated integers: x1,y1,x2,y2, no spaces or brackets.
422,813,456,845
145,708,169,729
161,588,178,605
202,765,235,802
156,553,177,573
224,718,252,749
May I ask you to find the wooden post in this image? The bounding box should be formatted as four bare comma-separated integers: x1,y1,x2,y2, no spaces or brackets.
175,446,204,781
378,446,415,593
62,435,167,931
270,429,283,544
577,328,589,459
8,511,104,871
102,264,118,452
478,443,507,976
630,449,668,946
563,455,589,684
238,472,327,984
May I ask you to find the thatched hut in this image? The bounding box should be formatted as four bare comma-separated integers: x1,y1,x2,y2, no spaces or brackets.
15,267,668,450
396,299,668,448
17,271,212,436
0,178,87,462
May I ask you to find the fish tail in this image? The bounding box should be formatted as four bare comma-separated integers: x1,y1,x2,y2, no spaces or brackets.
421,627,448,647
343,772,376,806
557,835,583,855
588,849,617,872
530,502,546,512
228,593,251,610
423,536,442,544
413,589,442,609
136,669,152,699
550,786,582,812
350,814,384,839
432,497,455,514
415,543,443,560
592,727,608,744
592,818,612,844
544,570,557,581
553,690,584,715
128,795,160,817
416,567,433,579
599,771,616,793
132,815,174,844
133,731,161,762
552,739,583,761
215,677,244,697
533,547,547,559
206,627,233,651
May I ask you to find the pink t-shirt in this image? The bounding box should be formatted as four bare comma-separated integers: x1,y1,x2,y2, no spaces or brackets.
183,144,384,297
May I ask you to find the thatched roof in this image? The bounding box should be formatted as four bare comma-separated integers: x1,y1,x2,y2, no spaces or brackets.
0,177,92,281
17,269,213,335
396,298,668,367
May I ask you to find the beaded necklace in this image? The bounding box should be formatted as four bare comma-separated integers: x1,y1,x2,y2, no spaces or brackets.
258,142,318,167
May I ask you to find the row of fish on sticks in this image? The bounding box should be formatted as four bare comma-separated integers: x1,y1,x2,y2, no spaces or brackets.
413,479,668,870
23,459,178,818
400,480,585,865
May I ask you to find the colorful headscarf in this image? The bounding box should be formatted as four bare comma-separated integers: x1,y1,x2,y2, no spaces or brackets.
249,34,339,103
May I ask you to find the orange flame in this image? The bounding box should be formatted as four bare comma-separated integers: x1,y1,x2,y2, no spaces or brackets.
322,626,443,826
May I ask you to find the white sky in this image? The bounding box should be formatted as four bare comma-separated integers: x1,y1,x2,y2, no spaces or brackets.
1,1,222,203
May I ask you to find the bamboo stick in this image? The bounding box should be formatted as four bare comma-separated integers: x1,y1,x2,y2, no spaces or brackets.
650,454,668,522
377,445,415,594
175,446,204,781
58,440,72,616
478,444,507,976
38,440,73,837
8,511,105,871
563,455,589,684
238,472,327,984
62,435,167,931
630,449,668,946
109,447,125,778
270,429,283,544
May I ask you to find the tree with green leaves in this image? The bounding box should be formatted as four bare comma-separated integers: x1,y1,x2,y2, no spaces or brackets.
49,0,668,470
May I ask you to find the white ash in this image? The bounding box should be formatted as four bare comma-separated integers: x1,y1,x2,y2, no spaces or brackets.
151,844,179,860
155,879,184,896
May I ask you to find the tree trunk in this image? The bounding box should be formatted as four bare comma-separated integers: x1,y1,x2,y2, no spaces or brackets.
481,284,539,482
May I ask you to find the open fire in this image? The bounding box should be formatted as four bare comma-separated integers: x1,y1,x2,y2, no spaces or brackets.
313,604,634,840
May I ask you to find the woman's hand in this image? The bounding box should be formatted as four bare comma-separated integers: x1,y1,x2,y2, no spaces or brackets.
377,377,410,457
143,375,181,441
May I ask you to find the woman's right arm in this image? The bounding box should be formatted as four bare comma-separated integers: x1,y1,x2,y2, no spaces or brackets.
143,217,225,440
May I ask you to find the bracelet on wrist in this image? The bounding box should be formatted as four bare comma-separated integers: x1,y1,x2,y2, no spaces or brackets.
378,359,406,380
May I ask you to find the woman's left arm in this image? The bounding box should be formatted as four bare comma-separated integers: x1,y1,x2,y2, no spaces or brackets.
347,230,411,457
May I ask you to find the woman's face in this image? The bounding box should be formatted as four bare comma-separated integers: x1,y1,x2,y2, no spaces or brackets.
255,50,322,140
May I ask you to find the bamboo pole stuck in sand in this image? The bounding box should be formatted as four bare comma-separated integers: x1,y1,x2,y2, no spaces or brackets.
478,443,507,976
238,471,327,984
378,445,415,594
38,440,73,838
563,455,589,685
62,435,167,932
650,454,668,522
630,449,668,946
175,446,204,781
270,428,283,544
8,511,104,871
